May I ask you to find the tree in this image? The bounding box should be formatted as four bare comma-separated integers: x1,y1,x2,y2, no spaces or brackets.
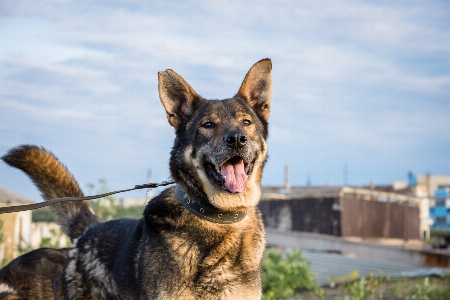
86,179,119,221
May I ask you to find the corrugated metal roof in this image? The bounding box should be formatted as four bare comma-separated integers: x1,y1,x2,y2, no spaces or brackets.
0,186,34,205
301,250,450,286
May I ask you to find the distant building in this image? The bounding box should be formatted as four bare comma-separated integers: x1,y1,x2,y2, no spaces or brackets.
0,187,33,261
416,174,450,207
402,174,450,230
121,170,156,208
121,197,147,208
259,185,432,241
430,187,450,229
30,222,70,248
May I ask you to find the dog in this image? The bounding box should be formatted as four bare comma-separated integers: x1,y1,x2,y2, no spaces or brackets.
0,248,70,300
1,58,272,299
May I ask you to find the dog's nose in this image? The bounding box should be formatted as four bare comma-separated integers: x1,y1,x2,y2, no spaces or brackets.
224,130,247,150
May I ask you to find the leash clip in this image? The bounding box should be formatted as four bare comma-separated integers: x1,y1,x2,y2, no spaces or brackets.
135,180,175,189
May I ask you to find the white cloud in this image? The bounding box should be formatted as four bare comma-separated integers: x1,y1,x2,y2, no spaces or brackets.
0,0,449,200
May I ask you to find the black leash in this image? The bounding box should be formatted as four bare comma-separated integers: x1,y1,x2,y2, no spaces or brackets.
0,180,175,214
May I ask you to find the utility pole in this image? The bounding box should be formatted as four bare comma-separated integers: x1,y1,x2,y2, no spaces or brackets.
284,165,290,191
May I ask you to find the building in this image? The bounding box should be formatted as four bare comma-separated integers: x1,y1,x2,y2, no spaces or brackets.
0,187,33,261
121,170,156,208
429,187,450,229
406,174,450,230
121,197,147,208
30,222,70,249
416,174,450,203
259,185,432,241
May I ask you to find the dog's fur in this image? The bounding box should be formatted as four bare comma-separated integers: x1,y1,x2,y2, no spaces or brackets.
0,248,70,300
1,59,272,299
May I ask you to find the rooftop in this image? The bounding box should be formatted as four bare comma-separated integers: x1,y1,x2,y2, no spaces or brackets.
0,186,34,205
261,185,421,204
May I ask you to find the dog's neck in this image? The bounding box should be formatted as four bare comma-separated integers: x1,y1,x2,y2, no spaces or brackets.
174,185,247,224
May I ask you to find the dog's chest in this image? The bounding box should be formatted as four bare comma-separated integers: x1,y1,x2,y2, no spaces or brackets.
163,232,262,299
161,261,260,300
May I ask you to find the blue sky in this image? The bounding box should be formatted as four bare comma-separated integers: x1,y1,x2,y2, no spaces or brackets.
0,0,449,202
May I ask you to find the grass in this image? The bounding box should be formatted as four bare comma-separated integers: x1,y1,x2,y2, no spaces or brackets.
292,275,450,300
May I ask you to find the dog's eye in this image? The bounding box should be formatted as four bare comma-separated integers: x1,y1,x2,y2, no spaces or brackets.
242,119,252,126
202,122,215,129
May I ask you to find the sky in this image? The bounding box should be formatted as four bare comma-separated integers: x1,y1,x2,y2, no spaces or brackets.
0,0,449,202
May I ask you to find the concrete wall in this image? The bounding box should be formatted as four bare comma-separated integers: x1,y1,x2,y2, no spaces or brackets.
0,210,32,261
30,222,70,248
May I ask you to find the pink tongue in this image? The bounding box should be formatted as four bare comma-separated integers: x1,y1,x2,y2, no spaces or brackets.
220,159,248,193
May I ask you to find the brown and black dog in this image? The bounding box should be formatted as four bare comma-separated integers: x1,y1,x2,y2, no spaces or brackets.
0,248,69,300
1,58,272,299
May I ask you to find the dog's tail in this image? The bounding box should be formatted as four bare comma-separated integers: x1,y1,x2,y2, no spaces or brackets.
2,145,101,240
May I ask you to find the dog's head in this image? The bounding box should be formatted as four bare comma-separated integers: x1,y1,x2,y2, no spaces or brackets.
158,59,272,210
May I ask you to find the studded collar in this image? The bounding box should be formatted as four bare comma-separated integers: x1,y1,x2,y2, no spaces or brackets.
174,185,247,224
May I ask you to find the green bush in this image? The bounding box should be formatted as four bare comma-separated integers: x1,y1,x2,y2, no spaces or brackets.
409,277,432,300
262,248,323,300
339,274,450,300
0,220,7,267
114,206,144,219
343,276,378,300
428,282,450,300
0,220,5,245
32,207,56,222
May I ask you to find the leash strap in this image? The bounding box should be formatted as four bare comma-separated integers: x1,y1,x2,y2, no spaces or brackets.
0,181,175,214
175,185,246,224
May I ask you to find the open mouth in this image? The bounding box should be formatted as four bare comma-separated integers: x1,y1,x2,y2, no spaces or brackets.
204,156,253,193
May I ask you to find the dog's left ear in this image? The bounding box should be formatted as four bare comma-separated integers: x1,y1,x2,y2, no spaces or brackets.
237,58,272,121
158,69,201,129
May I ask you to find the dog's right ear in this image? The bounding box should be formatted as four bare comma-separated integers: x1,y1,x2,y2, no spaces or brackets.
158,70,201,129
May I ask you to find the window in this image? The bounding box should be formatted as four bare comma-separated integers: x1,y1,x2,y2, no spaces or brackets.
435,198,446,207
436,216,446,224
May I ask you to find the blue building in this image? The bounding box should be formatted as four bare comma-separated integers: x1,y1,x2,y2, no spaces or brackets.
430,187,450,228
